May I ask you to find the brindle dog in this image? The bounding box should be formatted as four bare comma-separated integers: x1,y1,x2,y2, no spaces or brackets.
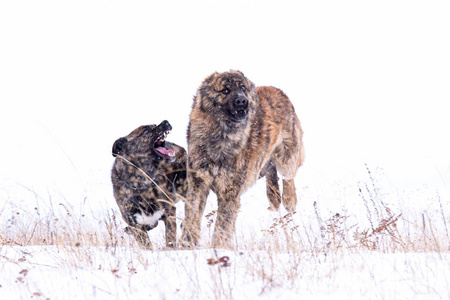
182,70,304,249
111,120,187,249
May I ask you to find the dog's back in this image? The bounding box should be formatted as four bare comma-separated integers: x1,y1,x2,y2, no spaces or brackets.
256,86,304,178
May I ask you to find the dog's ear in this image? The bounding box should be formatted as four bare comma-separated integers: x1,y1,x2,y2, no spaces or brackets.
196,72,219,109
112,137,127,157
231,70,255,90
233,69,245,77
239,70,255,92
200,72,218,91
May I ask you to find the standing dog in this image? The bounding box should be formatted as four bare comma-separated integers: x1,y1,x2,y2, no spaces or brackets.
182,70,304,248
111,120,187,249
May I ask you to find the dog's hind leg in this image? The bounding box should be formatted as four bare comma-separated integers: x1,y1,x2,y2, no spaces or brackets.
262,160,281,211
272,130,303,213
281,179,297,212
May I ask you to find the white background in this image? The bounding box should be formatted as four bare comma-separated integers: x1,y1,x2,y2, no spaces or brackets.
1,0,449,206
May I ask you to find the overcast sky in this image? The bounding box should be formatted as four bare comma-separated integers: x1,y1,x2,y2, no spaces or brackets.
1,0,449,202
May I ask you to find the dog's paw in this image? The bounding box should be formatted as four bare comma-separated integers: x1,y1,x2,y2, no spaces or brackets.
124,226,133,235
125,226,153,250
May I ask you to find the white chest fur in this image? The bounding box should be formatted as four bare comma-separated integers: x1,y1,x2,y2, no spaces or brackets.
134,210,165,226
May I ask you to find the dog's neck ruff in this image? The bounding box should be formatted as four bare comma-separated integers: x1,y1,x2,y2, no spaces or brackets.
218,117,248,134
204,122,252,164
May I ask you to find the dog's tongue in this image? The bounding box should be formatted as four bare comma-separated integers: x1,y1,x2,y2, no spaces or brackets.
155,147,174,157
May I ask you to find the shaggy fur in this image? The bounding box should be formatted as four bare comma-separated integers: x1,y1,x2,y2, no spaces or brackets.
182,70,304,248
111,120,187,249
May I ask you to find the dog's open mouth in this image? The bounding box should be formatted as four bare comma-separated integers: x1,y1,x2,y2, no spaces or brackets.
153,130,175,160
229,109,248,120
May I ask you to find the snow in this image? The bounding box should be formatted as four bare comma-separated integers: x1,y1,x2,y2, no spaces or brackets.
1,0,450,299
1,245,450,299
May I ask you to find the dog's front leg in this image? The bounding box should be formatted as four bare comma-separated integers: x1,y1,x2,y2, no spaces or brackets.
164,204,177,248
212,190,241,249
181,170,210,247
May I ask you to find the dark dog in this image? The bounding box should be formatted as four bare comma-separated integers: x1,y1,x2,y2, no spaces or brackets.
182,70,304,248
111,120,187,249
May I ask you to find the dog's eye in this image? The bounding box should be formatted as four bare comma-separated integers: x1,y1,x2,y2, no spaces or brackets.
146,125,156,133
221,88,229,95
240,85,246,92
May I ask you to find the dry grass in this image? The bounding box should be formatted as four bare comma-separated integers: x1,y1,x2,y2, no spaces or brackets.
0,203,119,248
2,166,447,253
1,166,449,299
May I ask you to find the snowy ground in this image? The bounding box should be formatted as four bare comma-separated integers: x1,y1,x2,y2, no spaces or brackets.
1,0,450,299
1,245,450,299
1,169,450,299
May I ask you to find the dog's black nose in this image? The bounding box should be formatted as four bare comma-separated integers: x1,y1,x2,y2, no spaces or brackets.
234,97,248,107
159,120,172,130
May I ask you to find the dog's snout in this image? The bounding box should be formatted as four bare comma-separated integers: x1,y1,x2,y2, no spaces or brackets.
159,120,172,131
234,97,248,108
